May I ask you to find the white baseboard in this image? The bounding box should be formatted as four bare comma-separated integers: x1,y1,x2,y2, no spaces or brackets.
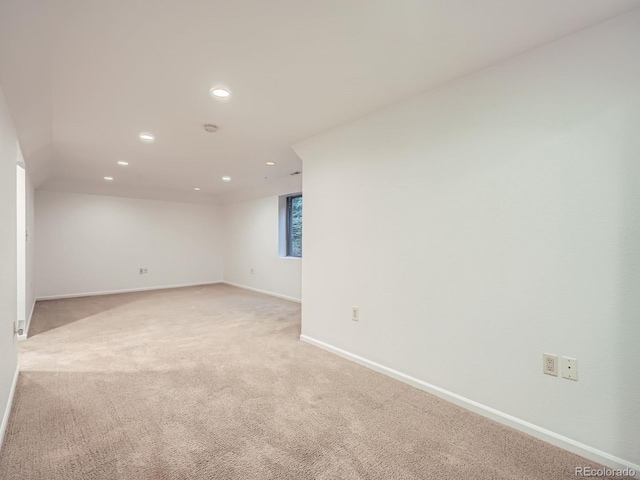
36,281,223,301
223,281,301,303
300,335,640,478
0,366,19,454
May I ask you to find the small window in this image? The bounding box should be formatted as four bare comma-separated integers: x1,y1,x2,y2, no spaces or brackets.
286,195,302,257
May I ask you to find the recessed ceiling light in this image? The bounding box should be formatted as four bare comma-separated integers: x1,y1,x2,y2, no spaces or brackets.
139,132,154,142
221,176,231,182
266,162,276,166
104,176,114,181
117,161,129,166
210,87,231,98
194,187,201,191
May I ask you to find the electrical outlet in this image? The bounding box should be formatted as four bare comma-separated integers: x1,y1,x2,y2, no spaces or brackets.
351,306,359,322
139,268,148,275
143,268,148,274
543,353,558,376
562,357,578,381
250,268,255,275
139,268,144,275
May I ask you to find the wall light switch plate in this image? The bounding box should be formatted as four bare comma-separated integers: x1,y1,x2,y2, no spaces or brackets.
351,306,359,322
543,353,558,376
562,357,577,381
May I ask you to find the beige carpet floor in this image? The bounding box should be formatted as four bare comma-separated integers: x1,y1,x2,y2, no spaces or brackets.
0,284,623,479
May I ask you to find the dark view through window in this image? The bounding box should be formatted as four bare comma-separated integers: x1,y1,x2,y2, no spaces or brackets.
287,195,302,257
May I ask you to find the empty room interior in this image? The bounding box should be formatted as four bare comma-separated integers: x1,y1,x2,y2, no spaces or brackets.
1,1,639,479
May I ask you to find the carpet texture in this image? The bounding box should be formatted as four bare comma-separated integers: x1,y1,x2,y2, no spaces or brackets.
0,285,624,479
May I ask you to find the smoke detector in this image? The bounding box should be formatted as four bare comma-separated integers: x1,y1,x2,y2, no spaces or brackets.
203,124,218,133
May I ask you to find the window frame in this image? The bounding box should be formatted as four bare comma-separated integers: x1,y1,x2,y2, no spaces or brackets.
286,194,302,258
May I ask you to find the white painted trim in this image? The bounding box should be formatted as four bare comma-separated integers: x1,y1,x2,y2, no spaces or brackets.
0,366,19,454
36,281,223,301
223,281,301,303
17,298,36,341
26,297,35,335
300,335,640,478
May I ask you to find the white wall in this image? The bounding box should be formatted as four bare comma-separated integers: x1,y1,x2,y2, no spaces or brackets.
16,165,25,324
294,10,640,471
25,168,35,331
0,86,18,447
16,149,35,339
35,191,224,298
223,194,302,302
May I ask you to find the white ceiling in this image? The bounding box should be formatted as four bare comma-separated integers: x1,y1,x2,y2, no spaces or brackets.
1,0,638,204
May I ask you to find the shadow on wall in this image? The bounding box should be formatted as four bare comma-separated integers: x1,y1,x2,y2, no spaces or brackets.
616,112,640,467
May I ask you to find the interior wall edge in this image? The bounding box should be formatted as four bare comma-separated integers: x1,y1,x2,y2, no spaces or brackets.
0,366,19,455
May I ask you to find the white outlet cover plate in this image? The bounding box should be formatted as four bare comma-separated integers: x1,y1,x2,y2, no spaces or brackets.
543,353,558,376
562,357,578,381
